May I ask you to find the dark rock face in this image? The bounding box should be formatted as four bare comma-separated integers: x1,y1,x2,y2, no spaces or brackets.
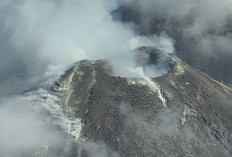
55,48,232,157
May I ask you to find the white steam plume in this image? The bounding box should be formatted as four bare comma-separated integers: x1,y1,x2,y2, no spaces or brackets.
0,0,172,75
0,0,174,96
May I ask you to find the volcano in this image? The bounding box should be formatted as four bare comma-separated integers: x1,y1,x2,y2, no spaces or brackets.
1,1,232,157
41,46,232,157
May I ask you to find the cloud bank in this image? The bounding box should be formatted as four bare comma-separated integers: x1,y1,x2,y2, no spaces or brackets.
0,0,168,73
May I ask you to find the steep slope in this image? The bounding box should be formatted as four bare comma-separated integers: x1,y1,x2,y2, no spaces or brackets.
54,47,232,157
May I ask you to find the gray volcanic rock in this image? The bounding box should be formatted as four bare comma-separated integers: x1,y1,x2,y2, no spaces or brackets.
54,47,232,157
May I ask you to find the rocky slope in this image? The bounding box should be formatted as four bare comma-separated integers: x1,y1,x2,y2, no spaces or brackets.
51,46,232,157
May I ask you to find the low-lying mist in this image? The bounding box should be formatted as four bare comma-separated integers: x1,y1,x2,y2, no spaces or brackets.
0,96,77,157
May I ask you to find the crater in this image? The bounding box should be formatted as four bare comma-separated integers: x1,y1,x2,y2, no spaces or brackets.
109,46,176,78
